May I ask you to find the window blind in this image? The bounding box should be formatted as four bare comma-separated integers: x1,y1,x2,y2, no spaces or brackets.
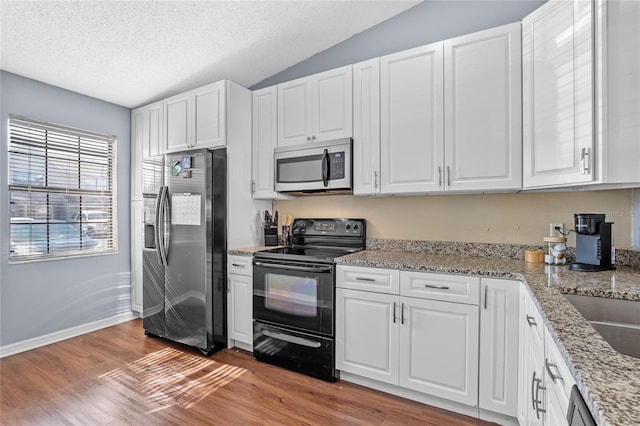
8,114,118,262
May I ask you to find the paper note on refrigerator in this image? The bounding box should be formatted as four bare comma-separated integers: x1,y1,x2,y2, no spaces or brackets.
171,193,201,225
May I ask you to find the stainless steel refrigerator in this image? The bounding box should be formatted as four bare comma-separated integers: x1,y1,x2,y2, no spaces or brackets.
142,148,227,355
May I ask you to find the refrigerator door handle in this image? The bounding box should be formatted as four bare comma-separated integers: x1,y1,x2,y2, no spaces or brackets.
157,186,169,266
154,187,164,265
161,186,171,263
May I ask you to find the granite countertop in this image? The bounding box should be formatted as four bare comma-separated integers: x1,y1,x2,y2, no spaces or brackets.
228,245,283,256
336,250,640,426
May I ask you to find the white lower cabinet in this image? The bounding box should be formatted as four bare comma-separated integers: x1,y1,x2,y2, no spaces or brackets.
227,255,253,350
518,284,576,426
336,266,480,407
399,296,479,406
479,278,520,417
130,200,144,313
335,288,399,384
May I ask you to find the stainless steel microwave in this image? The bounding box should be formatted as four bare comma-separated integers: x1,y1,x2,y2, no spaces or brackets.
274,138,352,194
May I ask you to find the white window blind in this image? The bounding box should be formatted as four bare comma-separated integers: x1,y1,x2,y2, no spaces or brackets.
8,114,118,262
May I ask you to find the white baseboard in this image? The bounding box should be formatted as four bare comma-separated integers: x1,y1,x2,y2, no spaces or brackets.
0,311,138,358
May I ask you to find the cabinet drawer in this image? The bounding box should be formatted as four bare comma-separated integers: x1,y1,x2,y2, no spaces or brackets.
228,255,253,276
336,265,400,294
545,329,576,406
400,271,479,305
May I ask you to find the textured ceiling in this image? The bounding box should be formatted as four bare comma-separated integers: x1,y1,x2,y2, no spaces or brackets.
0,0,419,108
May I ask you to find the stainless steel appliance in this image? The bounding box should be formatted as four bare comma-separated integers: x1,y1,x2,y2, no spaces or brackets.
566,385,596,426
569,213,615,272
252,218,366,381
274,138,352,195
142,148,227,355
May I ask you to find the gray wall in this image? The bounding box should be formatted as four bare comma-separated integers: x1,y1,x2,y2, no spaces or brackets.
0,71,132,347
252,0,546,89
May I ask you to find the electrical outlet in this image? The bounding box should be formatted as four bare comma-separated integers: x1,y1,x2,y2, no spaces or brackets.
550,223,564,237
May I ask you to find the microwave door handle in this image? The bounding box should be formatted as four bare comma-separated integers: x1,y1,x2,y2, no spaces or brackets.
321,149,329,187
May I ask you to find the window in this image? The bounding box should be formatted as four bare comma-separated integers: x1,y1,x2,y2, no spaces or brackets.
8,114,118,262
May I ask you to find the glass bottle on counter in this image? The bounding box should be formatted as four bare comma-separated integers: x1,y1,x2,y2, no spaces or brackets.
543,236,567,265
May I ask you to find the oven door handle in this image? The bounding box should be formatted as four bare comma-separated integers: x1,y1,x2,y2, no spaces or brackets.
262,330,322,348
253,261,332,274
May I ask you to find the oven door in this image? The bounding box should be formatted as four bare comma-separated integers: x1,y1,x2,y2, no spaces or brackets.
253,258,334,336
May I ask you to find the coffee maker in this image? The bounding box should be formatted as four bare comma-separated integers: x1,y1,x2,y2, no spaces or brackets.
569,213,615,272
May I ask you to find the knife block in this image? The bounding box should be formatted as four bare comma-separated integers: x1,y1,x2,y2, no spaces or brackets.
264,226,278,246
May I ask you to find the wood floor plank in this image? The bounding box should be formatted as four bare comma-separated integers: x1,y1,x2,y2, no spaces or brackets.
1,319,493,425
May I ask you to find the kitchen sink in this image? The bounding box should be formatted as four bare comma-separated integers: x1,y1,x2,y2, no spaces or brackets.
564,294,640,359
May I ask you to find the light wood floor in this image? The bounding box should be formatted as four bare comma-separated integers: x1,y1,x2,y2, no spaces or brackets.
1,319,493,425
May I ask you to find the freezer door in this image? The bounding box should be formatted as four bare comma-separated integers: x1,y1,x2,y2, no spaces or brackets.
164,150,209,349
142,155,165,336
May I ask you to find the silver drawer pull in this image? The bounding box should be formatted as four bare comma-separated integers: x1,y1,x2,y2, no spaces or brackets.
526,315,537,327
545,359,564,383
355,277,376,282
232,263,245,267
424,284,450,290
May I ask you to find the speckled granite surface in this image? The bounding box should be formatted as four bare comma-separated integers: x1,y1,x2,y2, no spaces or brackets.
228,245,283,256
335,249,640,426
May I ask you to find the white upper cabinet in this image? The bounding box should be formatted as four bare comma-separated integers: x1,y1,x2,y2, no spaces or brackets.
164,80,226,153
380,42,445,194
353,58,381,196
595,0,640,185
444,22,522,192
277,65,352,147
251,86,278,198
131,100,164,199
522,0,595,188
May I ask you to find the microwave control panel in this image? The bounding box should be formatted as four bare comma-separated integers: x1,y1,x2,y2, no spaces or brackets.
329,153,345,180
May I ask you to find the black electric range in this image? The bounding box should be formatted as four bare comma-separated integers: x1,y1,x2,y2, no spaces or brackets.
252,218,366,382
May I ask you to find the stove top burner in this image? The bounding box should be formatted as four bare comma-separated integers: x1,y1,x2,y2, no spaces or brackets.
254,218,366,264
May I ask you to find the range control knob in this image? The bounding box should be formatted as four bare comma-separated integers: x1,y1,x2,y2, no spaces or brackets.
354,224,359,230
346,224,351,230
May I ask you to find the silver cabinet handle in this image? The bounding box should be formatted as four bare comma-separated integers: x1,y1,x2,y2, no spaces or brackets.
311,135,316,140
438,166,442,187
545,359,563,383
531,371,537,411
526,315,537,327
231,263,245,267
306,136,311,141
374,170,378,189
262,330,321,348
393,302,397,324
484,285,488,310
250,180,255,194
401,302,405,325
534,375,546,418
581,147,591,175
424,284,450,290
355,277,376,282
446,166,451,186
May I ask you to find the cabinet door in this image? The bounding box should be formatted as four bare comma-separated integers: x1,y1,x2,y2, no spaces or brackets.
278,78,312,146
251,86,282,199
523,0,594,187
444,23,522,192
399,296,479,406
353,58,381,195
336,288,399,385
131,108,144,200
380,42,444,194
147,101,163,157
193,81,226,149
479,278,520,416
311,65,353,142
164,92,191,152
228,273,253,346
130,200,144,312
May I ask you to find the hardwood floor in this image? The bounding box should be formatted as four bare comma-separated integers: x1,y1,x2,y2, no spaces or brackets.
1,319,492,425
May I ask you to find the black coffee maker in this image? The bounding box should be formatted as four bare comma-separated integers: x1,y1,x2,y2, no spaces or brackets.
569,213,615,272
